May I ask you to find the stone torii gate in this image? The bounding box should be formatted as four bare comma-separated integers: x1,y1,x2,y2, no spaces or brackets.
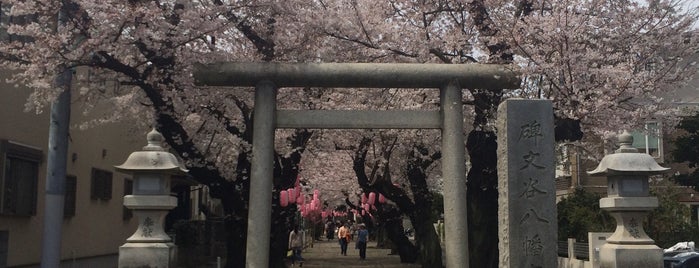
194,62,520,268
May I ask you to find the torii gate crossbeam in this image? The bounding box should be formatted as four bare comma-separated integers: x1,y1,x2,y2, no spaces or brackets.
194,62,520,268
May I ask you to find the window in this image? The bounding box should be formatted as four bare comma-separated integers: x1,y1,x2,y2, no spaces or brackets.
90,168,112,200
0,230,7,267
0,140,42,216
0,4,9,41
631,122,663,162
0,3,36,43
123,178,133,220
64,175,76,218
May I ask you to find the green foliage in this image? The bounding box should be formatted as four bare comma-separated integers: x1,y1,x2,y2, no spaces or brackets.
172,220,199,248
558,181,699,248
647,180,699,248
671,111,699,189
557,188,614,242
430,191,444,222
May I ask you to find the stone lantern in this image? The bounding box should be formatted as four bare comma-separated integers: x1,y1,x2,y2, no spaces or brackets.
588,131,669,268
115,129,188,268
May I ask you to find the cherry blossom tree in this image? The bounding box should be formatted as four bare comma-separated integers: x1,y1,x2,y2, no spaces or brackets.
0,1,318,267
3,0,698,267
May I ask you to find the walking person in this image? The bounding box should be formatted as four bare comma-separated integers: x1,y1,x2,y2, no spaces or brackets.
288,226,304,267
325,220,335,241
356,224,369,260
338,222,350,256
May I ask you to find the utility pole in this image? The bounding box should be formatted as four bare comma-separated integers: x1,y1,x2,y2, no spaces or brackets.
40,68,72,268
40,2,73,266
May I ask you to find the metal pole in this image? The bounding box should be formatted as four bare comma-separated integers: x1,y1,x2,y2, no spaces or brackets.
245,80,277,268
440,80,469,268
42,2,78,265
40,68,72,268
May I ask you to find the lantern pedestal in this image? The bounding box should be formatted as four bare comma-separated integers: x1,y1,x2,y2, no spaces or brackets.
118,191,178,268
118,242,176,268
599,243,662,268
599,197,662,268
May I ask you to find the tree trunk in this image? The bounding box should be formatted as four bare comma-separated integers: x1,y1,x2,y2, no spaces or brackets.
464,5,513,266
411,215,443,268
405,144,443,268
269,203,297,268
466,130,499,268
223,207,247,268
375,222,387,248
384,212,418,263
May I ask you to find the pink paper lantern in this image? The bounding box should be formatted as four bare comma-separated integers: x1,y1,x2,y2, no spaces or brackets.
378,194,386,203
361,194,367,204
313,189,319,200
288,188,296,204
280,190,288,207
368,192,376,205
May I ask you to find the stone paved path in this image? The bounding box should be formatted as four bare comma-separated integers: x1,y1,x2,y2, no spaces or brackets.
288,240,421,268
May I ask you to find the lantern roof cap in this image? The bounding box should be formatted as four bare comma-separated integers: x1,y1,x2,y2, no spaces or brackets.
588,130,669,176
115,128,188,175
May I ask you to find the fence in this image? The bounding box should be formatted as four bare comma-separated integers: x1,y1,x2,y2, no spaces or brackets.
556,233,612,268
558,240,590,260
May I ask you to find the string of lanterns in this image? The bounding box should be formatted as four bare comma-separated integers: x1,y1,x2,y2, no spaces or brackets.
279,177,387,222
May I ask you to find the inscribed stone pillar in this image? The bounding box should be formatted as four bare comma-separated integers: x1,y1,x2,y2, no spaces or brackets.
497,99,557,268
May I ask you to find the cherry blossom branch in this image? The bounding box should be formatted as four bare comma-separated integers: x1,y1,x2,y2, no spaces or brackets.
200,104,243,137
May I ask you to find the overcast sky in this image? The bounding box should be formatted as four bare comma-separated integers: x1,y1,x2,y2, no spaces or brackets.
685,0,699,11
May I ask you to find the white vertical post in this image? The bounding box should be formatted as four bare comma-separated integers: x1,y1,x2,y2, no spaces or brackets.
40,69,71,268
440,80,469,268
245,80,277,268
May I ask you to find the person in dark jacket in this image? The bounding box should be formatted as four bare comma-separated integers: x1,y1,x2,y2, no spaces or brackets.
356,224,369,260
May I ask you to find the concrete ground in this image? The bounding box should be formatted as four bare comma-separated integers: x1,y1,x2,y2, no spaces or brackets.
12,254,119,268
288,240,421,268
13,240,418,268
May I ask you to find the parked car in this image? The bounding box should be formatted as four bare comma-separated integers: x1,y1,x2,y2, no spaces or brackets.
664,252,699,268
